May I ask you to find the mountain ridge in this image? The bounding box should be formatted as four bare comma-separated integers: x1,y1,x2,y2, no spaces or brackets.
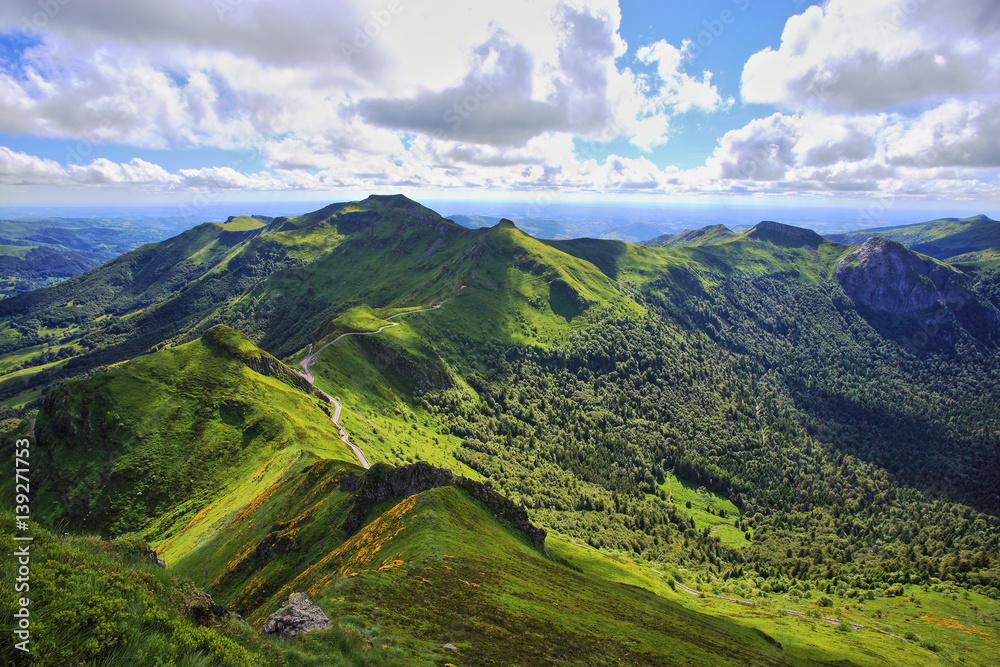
2,195,1000,665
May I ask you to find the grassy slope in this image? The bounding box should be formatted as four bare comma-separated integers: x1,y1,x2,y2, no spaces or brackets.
7,204,1000,663
256,485,985,666
217,216,268,232
828,214,1000,261
643,224,737,248
656,472,746,548
21,326,356,539
0,514,276,667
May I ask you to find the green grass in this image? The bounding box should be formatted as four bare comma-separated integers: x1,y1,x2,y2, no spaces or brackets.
0,386,42,408
656,472,746,547
0,514,275,666
302,313,478,476
829,214,1000,261
19,326,357,539
0,244,34,257
216,216,267,232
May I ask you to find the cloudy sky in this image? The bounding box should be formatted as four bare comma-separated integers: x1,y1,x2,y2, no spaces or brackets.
0,0,998,207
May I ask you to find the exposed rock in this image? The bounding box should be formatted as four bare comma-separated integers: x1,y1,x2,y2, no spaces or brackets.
339,462,547,551
836,237,1000,347
455,477,547,551
340,462,457,534
143,546,166,567
443,643,458,651
261,593,331,639
183,589,240,627
836,237,973,314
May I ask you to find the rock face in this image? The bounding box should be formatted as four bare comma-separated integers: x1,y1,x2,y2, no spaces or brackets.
261,593,331,639
836,237,1000,347
340,462,547,551
835,237,973,314
340,462,457,535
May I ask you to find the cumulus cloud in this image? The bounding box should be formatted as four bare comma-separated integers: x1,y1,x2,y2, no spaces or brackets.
358,33,567,145
0,0,997,202
636,40,731,114
741,0,1000,113
883,100,1000,168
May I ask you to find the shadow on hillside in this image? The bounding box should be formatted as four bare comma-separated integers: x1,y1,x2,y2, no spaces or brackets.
542,238,628,279
791,380,1000,515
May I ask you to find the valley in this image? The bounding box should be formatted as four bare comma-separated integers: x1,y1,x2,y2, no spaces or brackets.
1,196,999,665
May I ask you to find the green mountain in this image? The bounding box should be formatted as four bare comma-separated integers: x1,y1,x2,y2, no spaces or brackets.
643,223,736,248
827,214,1000,261
0,215,199,298
2,198,1000,665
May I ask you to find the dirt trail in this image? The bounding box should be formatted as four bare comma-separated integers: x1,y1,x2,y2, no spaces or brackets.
296,304,442,469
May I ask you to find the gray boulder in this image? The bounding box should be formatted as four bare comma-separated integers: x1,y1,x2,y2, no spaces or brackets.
261,593,331,639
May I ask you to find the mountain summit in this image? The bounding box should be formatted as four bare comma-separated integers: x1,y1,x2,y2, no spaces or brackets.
745,220,824,247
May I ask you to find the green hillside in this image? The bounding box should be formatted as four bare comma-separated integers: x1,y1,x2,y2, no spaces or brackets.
3,198,1000,664
828,214,1000,261
25,325,357,537
643,224,736,248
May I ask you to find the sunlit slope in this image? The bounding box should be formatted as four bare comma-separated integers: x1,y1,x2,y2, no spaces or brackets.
25,325,356,537
550,221,853,291
0,196,646,401
828,214,1000,261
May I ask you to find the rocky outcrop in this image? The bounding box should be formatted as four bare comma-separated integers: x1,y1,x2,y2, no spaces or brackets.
340,462,457,534
339,462,547,551
201,325,320,396
356,336,453,391
261,593,331,639
143,546,166,568
746,221,824,247
835,237,973,314
454,477,547,551
183,589,243,627
836,237,1000,347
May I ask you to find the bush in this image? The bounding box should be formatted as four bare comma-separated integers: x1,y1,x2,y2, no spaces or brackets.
817,595,834,607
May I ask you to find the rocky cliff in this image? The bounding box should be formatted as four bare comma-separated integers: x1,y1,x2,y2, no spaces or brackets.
836,237,973,314
836,237,1000,346
340,462,546,550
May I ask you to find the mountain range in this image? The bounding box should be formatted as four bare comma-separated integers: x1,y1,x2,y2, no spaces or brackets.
1,196,999,665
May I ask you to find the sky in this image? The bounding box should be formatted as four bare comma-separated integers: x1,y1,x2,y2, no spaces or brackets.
0,0,998,211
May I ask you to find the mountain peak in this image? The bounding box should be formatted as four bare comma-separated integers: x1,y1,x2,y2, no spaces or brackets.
835,236,969,315
361,193,423,209
496,218,519,230
746,220,824,247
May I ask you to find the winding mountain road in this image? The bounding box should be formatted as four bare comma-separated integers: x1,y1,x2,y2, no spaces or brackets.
296,304,442,469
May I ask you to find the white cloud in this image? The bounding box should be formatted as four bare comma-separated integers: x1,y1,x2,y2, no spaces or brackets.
883,100,1000,168
636,40,731,114
0,0,997,203
0,0,731,159
0,146,66,182
741,0,1000,113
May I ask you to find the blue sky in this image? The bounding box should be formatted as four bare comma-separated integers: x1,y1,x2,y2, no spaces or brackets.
0,0,998,208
